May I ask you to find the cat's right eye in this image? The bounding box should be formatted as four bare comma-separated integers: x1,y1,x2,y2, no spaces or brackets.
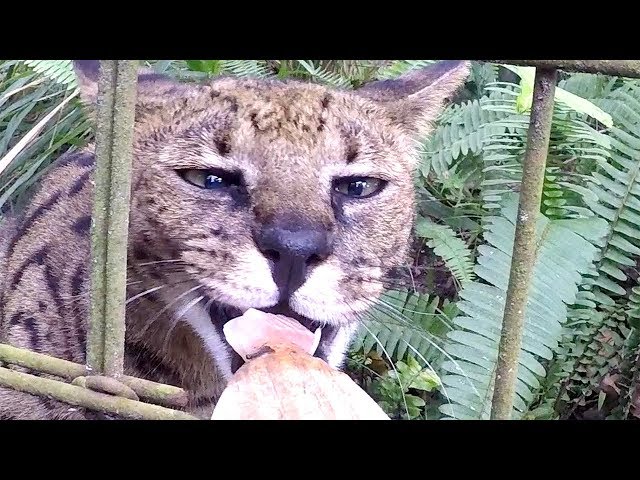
179,169,242,190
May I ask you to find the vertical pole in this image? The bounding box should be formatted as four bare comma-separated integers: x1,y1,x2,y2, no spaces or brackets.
87,61,138,377
490,68,558,419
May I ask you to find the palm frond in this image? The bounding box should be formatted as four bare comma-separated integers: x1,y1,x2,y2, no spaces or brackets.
0,61,90,214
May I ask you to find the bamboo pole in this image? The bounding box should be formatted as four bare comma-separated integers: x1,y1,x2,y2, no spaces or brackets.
87,60,138,376
490,67,558,420
0,366,197,420
0,343,189,409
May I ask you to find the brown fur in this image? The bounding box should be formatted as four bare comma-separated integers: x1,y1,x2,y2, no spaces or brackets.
0,60,469,419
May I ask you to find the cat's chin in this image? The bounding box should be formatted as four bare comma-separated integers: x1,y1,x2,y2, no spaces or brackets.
203,296,339,374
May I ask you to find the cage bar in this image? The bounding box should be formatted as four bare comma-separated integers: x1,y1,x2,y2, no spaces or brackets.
87,60,139,377
0,366,197,420
483,60,640,78
3,59,640,420
489,68,558,419
0,344,188,409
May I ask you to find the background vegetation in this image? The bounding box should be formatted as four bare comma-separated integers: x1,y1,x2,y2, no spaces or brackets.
1,60,639,420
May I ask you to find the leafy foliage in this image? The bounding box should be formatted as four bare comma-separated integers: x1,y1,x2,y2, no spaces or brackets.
524,78,640,418
439,194,607,419
375,60,437,80
421,86,516,180
182,60,382,88
22,60,77,89
352,289,458,366
372,356,441,419
630,287,640,329
415,217,475,286
4,59,640,420
1,61,90,214
185,60,273,79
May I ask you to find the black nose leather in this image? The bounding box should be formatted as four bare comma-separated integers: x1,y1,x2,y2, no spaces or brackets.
255,224,332,300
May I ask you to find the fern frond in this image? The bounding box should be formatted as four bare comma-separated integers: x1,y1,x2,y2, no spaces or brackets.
220,60,273,79
575,99,640,308
23,60,76,90
415,217,475,286
439,193,607,419
352,289,458,366
629,287,640,328
528,84,640,415
467,62,499,96
421,84,521,179
559,72,620,101
516,78,640,417
594,85,640,133
476,83,613,212
375,60,437,80
294,61,352,88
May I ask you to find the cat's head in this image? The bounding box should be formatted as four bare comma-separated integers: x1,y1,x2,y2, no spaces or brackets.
75,60,469,364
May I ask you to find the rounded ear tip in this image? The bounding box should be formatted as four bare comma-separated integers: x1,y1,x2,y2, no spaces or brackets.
458,60,472,70
442,60,469,67
73,60,101,82
458,60,472,72
430,60,471,77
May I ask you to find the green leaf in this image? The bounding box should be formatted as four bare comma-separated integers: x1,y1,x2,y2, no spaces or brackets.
440,193,602,419
502,64,613,127
185,60,220,74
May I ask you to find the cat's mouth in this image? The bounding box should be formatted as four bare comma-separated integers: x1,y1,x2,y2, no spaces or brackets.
207,299,336,374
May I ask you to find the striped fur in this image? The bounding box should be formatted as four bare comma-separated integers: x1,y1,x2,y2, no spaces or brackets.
0,61,469,419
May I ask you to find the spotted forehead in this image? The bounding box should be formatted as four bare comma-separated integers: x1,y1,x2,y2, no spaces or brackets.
158,78,403,170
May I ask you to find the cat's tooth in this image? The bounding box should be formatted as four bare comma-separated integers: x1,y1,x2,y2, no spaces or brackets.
311,327,322,355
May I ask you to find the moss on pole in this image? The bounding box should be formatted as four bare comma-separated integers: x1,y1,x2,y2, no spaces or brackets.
0,343,189,409
490,67,558,420
87,61,139,377
0,366,197,420
483,60,640,78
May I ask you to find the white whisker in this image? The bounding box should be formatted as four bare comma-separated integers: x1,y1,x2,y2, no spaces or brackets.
162,295,206,352
125,285,165,305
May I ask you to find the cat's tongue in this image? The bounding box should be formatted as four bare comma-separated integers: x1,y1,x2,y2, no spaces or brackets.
223,308,322,362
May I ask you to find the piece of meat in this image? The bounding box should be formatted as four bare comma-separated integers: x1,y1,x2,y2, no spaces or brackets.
213,309,389,420
222,308,321,361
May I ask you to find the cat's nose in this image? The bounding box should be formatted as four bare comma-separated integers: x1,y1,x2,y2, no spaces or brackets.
254,223,333,300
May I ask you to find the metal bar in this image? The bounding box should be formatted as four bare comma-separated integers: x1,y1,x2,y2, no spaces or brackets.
490,67,558,420
0,367,197,420
483,60,640,78
87,60,138,376
0,343,188,409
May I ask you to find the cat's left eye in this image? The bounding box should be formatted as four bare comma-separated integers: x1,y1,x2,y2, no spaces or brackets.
179,169,242,190
333,177,386,199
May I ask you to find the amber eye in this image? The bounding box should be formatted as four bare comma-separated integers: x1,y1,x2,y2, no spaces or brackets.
333,177,386,198
180,169,242,190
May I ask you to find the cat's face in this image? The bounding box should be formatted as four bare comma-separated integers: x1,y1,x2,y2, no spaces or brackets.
76,61,469,364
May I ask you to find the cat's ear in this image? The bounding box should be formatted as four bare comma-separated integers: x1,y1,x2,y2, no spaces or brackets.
73,60,185,113
357,61,470,139
73,60,102,106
